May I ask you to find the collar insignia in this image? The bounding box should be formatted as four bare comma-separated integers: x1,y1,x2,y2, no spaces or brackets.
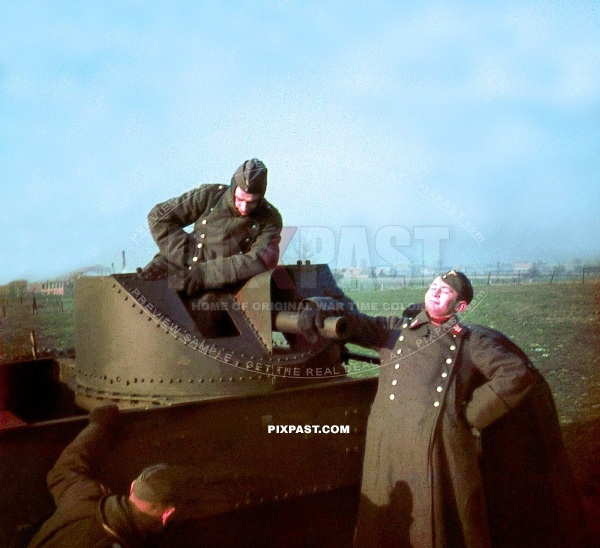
452,323,463,334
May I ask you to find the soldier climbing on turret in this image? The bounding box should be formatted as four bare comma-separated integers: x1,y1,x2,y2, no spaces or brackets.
140,158,282,297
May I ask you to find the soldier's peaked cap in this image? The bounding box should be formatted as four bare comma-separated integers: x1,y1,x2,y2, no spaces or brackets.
440,269,474,304
231,158,268,195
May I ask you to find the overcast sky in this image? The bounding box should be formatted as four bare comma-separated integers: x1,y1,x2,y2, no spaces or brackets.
1,1,599,284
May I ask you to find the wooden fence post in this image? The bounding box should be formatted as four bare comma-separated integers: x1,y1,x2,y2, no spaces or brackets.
30,331,38,360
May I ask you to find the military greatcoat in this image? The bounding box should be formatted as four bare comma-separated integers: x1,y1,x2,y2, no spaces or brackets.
145,182,282,289
27,421,156,548
349,309,536,548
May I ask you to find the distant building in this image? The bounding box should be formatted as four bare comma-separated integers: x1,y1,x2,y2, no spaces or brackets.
561,259,583,274
28,279,74,296
513,262,533,273
341,267,370,280
416,266,437,277
28,281,64,296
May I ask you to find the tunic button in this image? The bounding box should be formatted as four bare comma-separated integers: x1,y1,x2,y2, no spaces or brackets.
389,394,395,401
399,335,404,341
188,266,192,270
402,323,408,329
197,243,203,249
441,372,448,378
396,349,402,354
252,224,257,229
200,234,206,239
392,380,397,386
450,345,456,351
192,257,198,262
239,251,243,254
446,358,452,364
436,386,443,392
434,401,440,407
218,185,224,189
201,219,207,225
394,363,400,369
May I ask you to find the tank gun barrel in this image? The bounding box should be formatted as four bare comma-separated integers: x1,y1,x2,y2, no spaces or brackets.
273,311,350,340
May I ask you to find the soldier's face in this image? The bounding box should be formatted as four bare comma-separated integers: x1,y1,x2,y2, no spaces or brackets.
234,186,261,216
424,277,466,321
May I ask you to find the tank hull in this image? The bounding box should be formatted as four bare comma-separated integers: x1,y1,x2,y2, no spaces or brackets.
72,266,352,407
0,357,377,547
0,265,380,546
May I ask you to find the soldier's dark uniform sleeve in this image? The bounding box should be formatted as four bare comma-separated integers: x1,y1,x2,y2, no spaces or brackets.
194,206,282,289
346,312,404,350
147,187,212,270
46,422,113,505
461,330,536,431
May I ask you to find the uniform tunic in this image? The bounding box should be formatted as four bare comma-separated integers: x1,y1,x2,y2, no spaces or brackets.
27,422,158,548
349,309,535,548
145,182,282,289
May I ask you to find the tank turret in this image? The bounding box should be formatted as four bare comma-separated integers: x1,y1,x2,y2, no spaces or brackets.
73,263,352,409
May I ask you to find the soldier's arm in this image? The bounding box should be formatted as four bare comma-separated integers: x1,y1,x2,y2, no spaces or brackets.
193,208,283,289
46,406,118,504
345,312,403,350
463,331,535,431
148,186,211,269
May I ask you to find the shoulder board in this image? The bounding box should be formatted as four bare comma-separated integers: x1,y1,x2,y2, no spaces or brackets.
198,183,227,193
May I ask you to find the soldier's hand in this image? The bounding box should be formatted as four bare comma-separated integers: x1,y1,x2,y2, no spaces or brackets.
297,297,345,343
401,302,423,320
297,306,318,343
311,297,344,330
89,404,120,428
184,268,205,297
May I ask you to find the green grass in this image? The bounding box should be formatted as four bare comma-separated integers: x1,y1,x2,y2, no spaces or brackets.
0,294,74,360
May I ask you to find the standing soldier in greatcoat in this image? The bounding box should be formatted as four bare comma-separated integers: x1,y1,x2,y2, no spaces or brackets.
304,270,591,548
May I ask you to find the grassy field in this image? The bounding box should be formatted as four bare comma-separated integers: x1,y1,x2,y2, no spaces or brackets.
0,293,75,360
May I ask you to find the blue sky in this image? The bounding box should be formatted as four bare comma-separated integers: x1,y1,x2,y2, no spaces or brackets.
1,1,599,284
